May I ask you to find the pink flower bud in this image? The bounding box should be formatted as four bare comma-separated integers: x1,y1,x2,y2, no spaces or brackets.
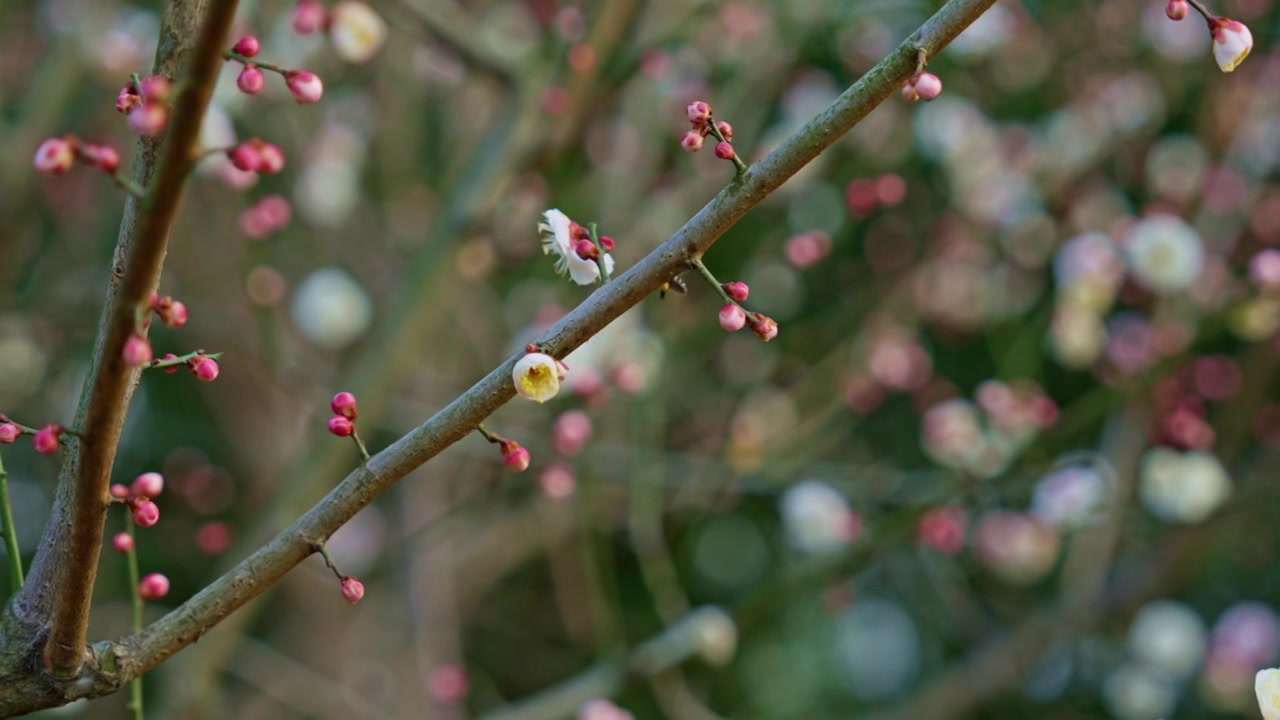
138,572,170,600
331,391,359,420
32,424,62,455
132,498,160,527
718,304,747,332
500,440,531,472
722,281,749,302
574,239,600,261
191,356,220,382
292,0,330,34
110,484,131,499
285,70,324,104
257,195,292,228
131,471,164,498
256,142,285,174
686,100,713,124
195,521,233,555
918,506,968,554
138,75,172,102
1251,249,1280,289
159,353,179,374
0,423,19,444
599,236,616,251
340,575,364,603
552,410,593,457
116,85,141,114
237,65,266,94
165,300,187,327
912,72,943,101
1165,0,1189,20
427,664,470,703
128,103,169,135
714,141,735,160
227,143,261,173
112,532,134,553
715,120,734,141
34,138,75,174
680,130,704,152
122,334,153,367
232,35,261,57
539,463,576,498
901,83,920,102
82,144,121,174
747,313,778,341
328,415,355,437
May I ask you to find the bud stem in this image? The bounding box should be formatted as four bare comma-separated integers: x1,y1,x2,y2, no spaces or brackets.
123,511,144,720
690,257,742,307
314,542,346,581
588,223,612,283
0,451,24,590
222,51,289,76
1183,0,1216,24
705,121,748,176
146,349,223,371
476,422,504,445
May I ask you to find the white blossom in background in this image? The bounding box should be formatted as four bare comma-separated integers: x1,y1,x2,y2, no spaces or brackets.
1103,663,1178,720
297,124,367,227
1138,448,1231,523
1128,600,1208,679
1257,668,1280,720
973,511,1061,585
329,1,388,64
1031,462,1110,529
539,209,614,286
1124,215,1205,293
834,599,921,700
291,267,374,349
1049,304,1107,369
779,479,855,554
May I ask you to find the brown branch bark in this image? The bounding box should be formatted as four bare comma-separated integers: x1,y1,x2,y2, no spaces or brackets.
0,0,996,712
13,0,240,679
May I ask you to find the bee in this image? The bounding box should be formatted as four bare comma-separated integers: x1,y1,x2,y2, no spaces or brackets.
659,274,688,300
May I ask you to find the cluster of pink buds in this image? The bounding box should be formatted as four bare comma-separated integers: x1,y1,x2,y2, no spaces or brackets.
225,35,325,104
565,219,616,262
327,391,360,437
0,418,64,455
33,136,123,177
151,292,189,328
111,472,164,527
239,195,293,239
227,139,286,175
117,75,172,135
150,351,220,380
901,71,943,102
680,101,739,164
715,280,778,341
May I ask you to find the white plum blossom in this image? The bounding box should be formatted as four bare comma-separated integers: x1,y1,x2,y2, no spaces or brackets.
1124,215,1205,293
1103,663,1178,720
1128,600,1208,679
291,267,373,348
779,479,856,554
1031,463,1110,529
539,209,615,286
1212,19,1253,73
329,1,388,64
1258,668,1280,720
512,352,565,403
1138,447,1231,523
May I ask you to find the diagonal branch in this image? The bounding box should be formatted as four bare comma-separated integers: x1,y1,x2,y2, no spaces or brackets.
16,0,241,678
0,0,996,712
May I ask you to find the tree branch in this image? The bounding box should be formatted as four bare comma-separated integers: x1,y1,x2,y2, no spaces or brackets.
16,0,240,679
0,0,997,712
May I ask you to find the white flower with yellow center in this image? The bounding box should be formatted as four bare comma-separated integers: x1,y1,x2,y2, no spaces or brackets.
512,352,564,403
1125,215,1205,293
329,2,388,64
539,209,615,286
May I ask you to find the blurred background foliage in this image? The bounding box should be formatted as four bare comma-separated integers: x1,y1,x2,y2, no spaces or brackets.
2,0,1280,717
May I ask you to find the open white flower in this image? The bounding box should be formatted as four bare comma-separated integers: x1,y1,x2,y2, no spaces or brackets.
539,209,615,286
512,352,565,403
1139,448,1231,523
1212,19,1253,73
